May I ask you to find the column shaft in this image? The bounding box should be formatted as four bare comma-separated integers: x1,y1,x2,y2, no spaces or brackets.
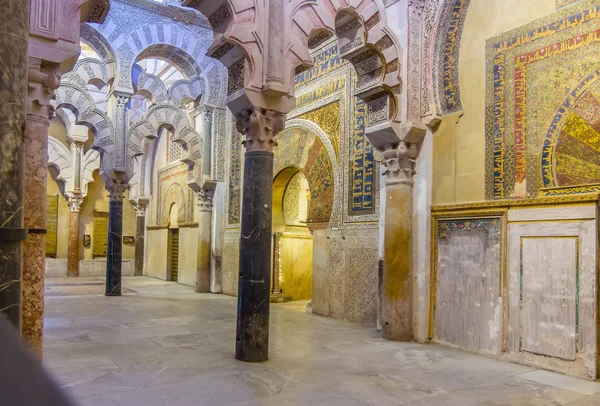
22,115,50,355
236,151,274,362
196,209,212,293
67,210,80,277
134,214,145,277
106,199,123,296
0,0,29,330
381,181,413,341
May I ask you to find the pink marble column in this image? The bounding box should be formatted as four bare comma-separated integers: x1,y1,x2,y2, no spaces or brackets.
67,203,81,277
22,58,60,356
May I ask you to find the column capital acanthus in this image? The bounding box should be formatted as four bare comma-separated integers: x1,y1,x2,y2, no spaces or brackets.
236,107,286,153
27,57,61,122
106,179,128,202
373,123,427,186
135,198,149,216
197,188,215,213
66,194,83,212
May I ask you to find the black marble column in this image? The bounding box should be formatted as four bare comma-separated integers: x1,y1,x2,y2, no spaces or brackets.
0,0,28,330
134,215,145,277
236,151,274,362
106,198,123,296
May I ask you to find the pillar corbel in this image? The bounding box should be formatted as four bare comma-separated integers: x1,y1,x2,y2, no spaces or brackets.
235,106,286,362
22,58,61,355
371,123,426,342
196,185,215,293
422,105,443,132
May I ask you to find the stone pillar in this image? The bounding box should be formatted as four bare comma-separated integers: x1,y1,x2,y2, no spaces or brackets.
202,110,213,178
134,201,147,277
105,180,127,296
22,58,61,355
375,141,419,342
66,197,82,277
0,0,29,331
196,188,214,293
235,107,285,362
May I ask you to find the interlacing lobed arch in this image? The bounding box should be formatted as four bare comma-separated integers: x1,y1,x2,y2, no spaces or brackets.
185,0,403,136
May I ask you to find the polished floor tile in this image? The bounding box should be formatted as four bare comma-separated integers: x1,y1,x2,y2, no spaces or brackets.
43,277,597,406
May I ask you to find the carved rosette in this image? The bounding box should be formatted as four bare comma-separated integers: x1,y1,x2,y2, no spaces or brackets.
374,142,420,186
106,179,128,202
197,188,214,213
236,108,286,153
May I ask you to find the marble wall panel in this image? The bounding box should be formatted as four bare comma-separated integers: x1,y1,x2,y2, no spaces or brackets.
146,228,168,280
311,229,330,316
177,226,198,287
222,231,240,296
280,234,313,300
211,183,227,293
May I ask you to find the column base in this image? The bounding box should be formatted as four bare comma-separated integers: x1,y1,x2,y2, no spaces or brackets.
270,292,289,303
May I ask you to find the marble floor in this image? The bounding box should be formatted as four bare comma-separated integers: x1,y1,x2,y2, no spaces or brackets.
43,277,600,406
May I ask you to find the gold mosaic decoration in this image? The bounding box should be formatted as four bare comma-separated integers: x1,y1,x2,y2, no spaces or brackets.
485,1,600,199
298,101,341,159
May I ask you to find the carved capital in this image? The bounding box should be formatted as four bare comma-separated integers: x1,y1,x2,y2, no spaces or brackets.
106,179,128,202
115,94,129,109
134,198,149,216
197,188,215,213
27,58,61,121
136,204,147,217
236,108,286,153
204,109,213,123
66,194,83,212
374,142,419,186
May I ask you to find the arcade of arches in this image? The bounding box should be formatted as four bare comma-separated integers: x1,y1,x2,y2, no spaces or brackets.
2,0,600,404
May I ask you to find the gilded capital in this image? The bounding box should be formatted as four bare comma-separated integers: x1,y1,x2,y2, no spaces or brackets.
236,108,286,153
